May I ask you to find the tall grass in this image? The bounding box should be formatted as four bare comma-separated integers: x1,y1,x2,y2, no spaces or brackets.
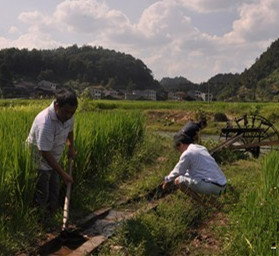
0,109,38,253
2,98,279,122
226,151,279,255
68,110,145,209
78,99,277,113
75,110,144,176
0,104,146,253
0,109,37,209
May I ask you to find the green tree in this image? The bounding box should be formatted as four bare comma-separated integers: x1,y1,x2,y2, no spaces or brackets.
106,77,117,89
37,69,55,81
0,44,164,93
0,64,13,87
127,79,136,90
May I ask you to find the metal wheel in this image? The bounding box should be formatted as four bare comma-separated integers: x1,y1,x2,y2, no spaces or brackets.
222,114,279,157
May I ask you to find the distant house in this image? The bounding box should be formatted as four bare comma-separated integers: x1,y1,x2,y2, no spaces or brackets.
168,91,186,101
15,81,36,91
33,80,59,98
14,81,37,98
87,86,104,99
124,91,136,100
143,90,157,101
82,87,156,100
104,89,123,100
200,92,213,102
125,90,157,101
187,90,213,102
37,80,58,91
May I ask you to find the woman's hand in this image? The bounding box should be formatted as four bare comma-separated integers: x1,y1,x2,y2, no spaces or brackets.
174,177,180,185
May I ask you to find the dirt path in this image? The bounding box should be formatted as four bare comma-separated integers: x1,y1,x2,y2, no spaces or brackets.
146,110,197,126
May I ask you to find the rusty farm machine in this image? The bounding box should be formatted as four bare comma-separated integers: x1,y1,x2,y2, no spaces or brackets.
210,114,279,157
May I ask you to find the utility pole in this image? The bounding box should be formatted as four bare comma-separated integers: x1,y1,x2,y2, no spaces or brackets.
207,82,210,104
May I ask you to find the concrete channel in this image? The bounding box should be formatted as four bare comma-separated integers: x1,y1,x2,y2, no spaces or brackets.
33,184,170,255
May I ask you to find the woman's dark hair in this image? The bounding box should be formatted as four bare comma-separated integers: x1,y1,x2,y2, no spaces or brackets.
173,132,193,149
55,89,78,107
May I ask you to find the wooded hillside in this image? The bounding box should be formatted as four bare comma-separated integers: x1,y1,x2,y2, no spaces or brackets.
1,37,279,101
0,45,161,93
161,37,279,101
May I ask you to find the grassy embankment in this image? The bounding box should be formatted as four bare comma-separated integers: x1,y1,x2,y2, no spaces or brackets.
1,99,279,255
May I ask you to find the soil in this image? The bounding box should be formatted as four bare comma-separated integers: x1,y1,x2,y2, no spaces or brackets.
146,110,197,126
177,211,229,256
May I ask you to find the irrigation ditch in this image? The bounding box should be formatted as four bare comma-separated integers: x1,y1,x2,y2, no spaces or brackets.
23,180,234,256
24,132,252,256
25,184,175,256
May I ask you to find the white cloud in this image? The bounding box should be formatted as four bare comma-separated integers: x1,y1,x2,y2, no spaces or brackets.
227,0,279,42
0,37,10,49
0,0,278,83
9,26,19,34
53,0,130,34
19,11,44,24
12,32,62,49
138,1,196,38
134,0,279,81
177,0,248,13
18,10,57,36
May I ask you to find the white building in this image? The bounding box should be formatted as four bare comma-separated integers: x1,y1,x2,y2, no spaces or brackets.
87,86,104,99
187,90,213,102
168,91,186,101
125,90,157,101
38,80,57,91
104,89,123,99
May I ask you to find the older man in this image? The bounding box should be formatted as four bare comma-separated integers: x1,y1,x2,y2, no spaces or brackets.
27,89,78,213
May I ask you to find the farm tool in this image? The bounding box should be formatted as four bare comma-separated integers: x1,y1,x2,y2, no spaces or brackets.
36,158,87,255
210,114,279,157
60,158,85,240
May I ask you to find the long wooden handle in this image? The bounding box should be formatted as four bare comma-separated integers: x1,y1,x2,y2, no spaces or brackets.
62,158,73,230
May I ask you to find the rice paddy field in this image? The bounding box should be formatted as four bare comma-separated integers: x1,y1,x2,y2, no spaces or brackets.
1,98,279,255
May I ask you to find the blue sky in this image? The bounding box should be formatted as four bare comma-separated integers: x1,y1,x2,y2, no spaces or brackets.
0,0,279,83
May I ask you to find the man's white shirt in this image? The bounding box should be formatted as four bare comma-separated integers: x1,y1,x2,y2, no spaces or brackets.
165,144,227,186
26,102,74,170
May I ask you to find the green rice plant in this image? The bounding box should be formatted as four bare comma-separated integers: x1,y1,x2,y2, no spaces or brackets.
0,99,50,110
0,109,37,210
0,109,39,253
66,110,145,210
82,99,266,115
226,151,279,255
0,104,146,253
72,110,145,178
260,151,279,197
0,106,145,212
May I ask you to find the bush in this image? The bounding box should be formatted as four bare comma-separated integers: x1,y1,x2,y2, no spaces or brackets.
214,112,228,122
